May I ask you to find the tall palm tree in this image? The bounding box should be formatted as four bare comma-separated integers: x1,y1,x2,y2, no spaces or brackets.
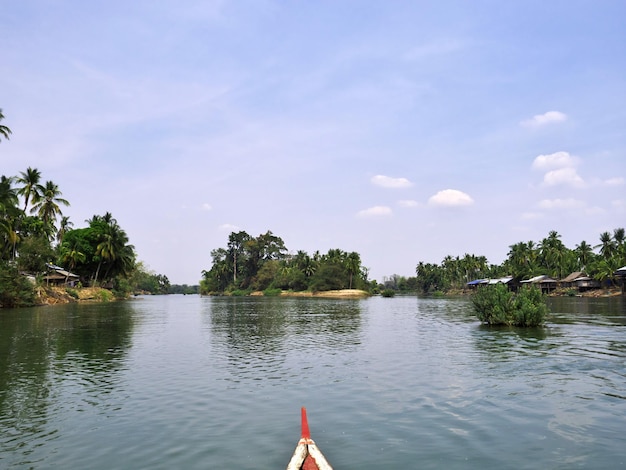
0,109,11,142
16,167,44,213
346,252,361,289
30,180,70,236
574,241,594,271
56,216,73,245
596,231,616,260
0,175,20,260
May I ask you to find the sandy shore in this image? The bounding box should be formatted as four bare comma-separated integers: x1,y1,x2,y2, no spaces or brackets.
249,289,370,299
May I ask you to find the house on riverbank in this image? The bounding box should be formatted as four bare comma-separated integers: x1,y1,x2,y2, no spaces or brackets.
43,263,79,287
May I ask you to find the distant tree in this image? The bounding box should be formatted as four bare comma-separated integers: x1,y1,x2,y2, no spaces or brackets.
596,231,616,260
0,109,12,142
574,241,594,271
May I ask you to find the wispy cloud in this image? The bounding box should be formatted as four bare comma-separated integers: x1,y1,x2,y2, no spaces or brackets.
428,189,474,207
218,223,240,232
357,206,393,217
604,177,624,186
201,203,212,211
538,198,585,210
371,175,413,189
521,111,567,127
397,199,419,208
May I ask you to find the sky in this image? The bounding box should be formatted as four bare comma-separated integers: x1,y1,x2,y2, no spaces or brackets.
2,1,625,285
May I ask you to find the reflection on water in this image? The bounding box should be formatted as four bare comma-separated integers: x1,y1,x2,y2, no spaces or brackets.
0,295,625,469
206,297,363,387
0,303,134,467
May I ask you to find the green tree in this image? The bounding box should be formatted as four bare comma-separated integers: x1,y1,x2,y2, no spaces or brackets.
346,251,361,289
30,180,70,238
0,261,36,308
0,109,11,142
574,240,594,271
596,231,616,260
472,284,547,327
16,167,43,213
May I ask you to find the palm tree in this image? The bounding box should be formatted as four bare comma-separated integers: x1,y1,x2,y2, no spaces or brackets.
346,252,361,289
0,175,20,260
59,242,85,284
30,180,70,236
16,167,43,213
596,231,616,260
0,109,11,142
56,216,73,245
574,241,594,271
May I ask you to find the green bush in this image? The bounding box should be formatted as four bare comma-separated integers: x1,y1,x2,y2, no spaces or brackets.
98,289,113,302
262,288,282,297
381,289,396,298
229,289,250,297
471,284,547,327
0,262,36,308
65,288,79,299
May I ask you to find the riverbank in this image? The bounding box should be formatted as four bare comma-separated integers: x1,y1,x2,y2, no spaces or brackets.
35,286,115,305
251,289,370,299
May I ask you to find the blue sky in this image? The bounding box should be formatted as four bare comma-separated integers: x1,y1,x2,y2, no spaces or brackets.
2,1,625,284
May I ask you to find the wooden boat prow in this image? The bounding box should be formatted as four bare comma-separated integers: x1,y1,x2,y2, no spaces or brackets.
286,407,333,470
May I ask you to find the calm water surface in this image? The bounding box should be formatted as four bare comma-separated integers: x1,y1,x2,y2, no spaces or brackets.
1,295,625,469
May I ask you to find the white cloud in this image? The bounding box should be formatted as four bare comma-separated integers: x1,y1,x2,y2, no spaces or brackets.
538,198,585,210
357,205,393,217
521,111,567,127
612,200,626,211
201,203,212,211
397,199,419,208
604,177,624,186
521,212,543,220
371,174,413,189
543,167,585,188
532,151,578,171
428,189,474,207
218,223,240,231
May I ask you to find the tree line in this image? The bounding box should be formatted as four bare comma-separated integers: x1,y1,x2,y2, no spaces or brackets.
1,165,174,307
200,230,370,294
414,229,626,294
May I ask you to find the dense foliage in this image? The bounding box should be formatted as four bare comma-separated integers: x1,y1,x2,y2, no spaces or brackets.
472,284,548,327
200,231,370,294
1,163,172,305
415,229,626,294
0,260,36,308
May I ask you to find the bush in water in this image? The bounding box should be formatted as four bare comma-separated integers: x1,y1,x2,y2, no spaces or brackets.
472,284,547,327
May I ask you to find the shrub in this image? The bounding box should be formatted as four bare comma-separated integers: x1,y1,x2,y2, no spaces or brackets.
262,288,282,297
65,288,79,299
0,262,36,308
381,289,396,298
98,289,113,302
229,289,250,297
471,284,547,327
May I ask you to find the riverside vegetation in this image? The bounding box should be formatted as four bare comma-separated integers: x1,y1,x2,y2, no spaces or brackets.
0,164,193,308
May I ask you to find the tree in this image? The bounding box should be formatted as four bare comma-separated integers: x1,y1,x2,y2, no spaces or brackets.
346,252,361,289
574,241,594,271
16,167,43,213
0,109,11,142
30,180,70,237
56,216,73,245
596,231,616,260
472,284,547,327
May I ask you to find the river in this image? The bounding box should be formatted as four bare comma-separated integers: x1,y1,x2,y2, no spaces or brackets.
1,295,625,469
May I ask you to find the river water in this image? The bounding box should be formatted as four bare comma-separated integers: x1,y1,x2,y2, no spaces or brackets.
1,294,625,469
